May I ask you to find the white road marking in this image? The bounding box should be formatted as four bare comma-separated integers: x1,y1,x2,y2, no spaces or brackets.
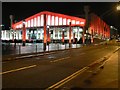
79,53,85,55
0,65,37,75
50,57,70,63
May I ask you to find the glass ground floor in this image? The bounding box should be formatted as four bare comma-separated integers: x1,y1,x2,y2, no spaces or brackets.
2,26,85,43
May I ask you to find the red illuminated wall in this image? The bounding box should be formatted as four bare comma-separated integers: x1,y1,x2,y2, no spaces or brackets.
90,13,110,39
12,11,86,30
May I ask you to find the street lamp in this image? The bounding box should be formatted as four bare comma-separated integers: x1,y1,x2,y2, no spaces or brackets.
117,1,120,11
117,5,120,10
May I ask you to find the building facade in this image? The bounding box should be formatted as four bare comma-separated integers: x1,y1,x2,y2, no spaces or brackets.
1,11,110,43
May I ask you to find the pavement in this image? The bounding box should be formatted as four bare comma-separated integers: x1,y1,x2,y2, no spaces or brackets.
2,39,110,62
90,51,118,88
2,43,82,61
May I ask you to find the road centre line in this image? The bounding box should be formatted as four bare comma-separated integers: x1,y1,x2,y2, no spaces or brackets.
50,57,70,63
0,65,37,75
46,67,88,90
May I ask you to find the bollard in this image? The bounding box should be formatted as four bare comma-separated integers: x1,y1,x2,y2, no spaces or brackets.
19,45,21,54
58,43,59,50
48,44,49,52
76,43,77,48
36,44,37,53
65,43,66,49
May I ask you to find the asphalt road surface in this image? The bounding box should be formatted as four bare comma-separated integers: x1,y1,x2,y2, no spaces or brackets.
2,44,119,89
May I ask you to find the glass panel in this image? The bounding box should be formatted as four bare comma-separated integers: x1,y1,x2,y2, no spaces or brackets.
72,20,75,24
59,17,62,25
67,19,71,25
63,18,66,25
25,22,27,27
47,15,51,25
34,18,37,27
28,20,30,27
55,16,58,26
76,21,80,24
31,19,33,27
51,16,54,26
41,15,44,26
37,16,40,26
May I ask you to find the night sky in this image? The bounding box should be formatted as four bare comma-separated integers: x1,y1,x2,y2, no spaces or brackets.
2,2,120,33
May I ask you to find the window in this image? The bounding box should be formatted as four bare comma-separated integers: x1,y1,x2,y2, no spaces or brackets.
41,15,44,26
72,20,75,24
67,19,71,25
55,16,58,25
31,19,33,27
47,15,51,25
28,20,30,27
59,17,62,25
63,18,66,25
51,16,54,26
37,16,40,26
34,18,37,27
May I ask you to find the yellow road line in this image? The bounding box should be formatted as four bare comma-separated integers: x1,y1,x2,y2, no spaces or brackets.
0,65,37,75
46,67,88,90
50,57,70,63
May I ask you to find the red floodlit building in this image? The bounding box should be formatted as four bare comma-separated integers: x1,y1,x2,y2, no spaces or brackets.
89,13,110,40
1,11,110,43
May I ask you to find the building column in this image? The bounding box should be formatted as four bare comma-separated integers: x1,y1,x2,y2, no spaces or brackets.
69,22,72,48
84,5,90,44
91,29,94,43
73,32,75,44
47,25,50,45
82,27,85,44
62,29,64,44
43,14,47,51
22,21,26,46
12,30,14,42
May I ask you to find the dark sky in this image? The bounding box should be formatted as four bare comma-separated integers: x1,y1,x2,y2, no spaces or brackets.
2,2,120,32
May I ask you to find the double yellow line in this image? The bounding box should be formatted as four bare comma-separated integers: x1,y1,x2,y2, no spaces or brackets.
46,67,88,90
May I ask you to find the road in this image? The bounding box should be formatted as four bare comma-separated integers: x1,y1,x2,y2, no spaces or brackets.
57,49,119,89
2,44,119,89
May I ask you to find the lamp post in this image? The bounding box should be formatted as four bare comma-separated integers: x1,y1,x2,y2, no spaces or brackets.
9,15,13,30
